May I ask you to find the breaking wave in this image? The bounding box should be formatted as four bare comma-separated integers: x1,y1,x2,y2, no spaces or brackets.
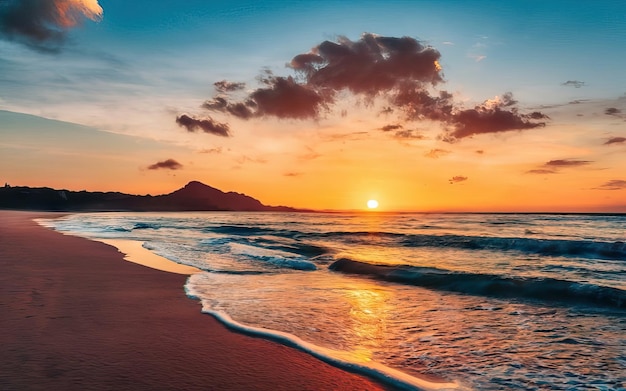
329,258,626,310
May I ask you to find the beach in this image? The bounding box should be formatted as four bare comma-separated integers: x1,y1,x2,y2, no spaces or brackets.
0,211,387,391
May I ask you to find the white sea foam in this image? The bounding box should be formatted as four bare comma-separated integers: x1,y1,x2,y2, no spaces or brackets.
228,242,317,270
184,278,464,391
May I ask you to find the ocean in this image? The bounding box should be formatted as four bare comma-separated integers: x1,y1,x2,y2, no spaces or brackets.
40,212,626,390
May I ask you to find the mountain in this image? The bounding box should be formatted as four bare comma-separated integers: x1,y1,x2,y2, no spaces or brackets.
0,181,300,212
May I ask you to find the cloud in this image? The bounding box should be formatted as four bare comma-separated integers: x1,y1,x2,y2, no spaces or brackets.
544,159,592,167
197,147,223,154
449,176,467,184
176,114,230,137
148,159,183,170
236,155,267,164
604,136,626,145
469,54,486,62
526,169,557,175
380,124,403,132
475,150,484,154
561,80,585,88
594,179,626,190
0,0,103,51
191,33,547,142
284,172,302,177
526,159,592,174
200,33,445,122
442,93,548,141
291,34,444,94
425,148,450,159
214,80,245,92
605,107,621,116
394,129,425,139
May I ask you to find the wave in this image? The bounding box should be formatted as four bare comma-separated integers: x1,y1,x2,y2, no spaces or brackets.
132,222,161,230
399,235,626,261
228,243,317,271
209,225,300,237
204,224,626,261
329,258,626,310
315,231,626,261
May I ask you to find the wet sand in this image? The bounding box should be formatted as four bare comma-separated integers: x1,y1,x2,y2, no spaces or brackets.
0,211,388,391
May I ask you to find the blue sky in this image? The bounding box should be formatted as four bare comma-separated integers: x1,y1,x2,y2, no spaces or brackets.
1,1,625,211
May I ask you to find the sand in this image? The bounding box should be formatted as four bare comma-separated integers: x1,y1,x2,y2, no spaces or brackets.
0,211,388,391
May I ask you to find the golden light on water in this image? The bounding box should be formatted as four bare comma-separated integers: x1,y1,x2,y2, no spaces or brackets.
345,286,391,362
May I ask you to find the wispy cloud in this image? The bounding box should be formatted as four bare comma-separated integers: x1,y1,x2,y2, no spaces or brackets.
425,148,450,159
604,137,626,145
561,80,585,88
544,159,592,168
0,0,103,51
526,169,557,175
197,147,223,154
527,158,592,174
594,180,626,190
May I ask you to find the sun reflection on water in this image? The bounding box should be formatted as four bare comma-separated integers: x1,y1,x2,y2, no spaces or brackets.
344,285,392,362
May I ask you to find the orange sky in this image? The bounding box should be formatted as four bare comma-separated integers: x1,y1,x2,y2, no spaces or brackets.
1,2,625,212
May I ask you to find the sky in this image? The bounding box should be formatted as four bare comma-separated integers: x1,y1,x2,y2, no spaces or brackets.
1,0,625,212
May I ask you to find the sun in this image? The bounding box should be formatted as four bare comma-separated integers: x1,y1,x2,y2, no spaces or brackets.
367,199,379,209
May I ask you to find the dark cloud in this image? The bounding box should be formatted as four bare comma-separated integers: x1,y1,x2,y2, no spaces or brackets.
291,34,444,95
214,80,245,92
594,180,626,190
425,148,450,158
605,136,626,145
284,172,302,177
475,150,484,154
380,124,403,132
250,76,326,119
176,114,230,137
393,89,454,121
605,107,621,116
443,93,548,141
561,80,585,88
0,0,103,51
204,75,325,120
148,159,183,170
202,97,255,120
193,33,547,141
544,159,592,167
449,176,468,184
201,33,445,122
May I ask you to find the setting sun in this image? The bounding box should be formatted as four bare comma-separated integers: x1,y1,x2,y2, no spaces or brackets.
367,199,379,209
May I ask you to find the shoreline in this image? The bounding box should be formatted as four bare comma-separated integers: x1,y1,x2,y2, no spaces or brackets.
0,210,390,390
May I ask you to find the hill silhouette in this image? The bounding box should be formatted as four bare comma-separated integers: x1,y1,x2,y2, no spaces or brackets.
0,181,300,212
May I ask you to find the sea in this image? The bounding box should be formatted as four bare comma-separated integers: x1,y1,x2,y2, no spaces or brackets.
40,212,626,390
